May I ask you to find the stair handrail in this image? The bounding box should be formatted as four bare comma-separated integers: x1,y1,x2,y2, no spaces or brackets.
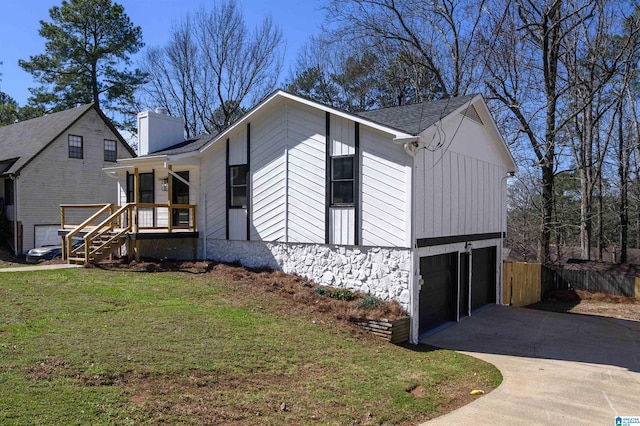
65,203,113,260
81,203,134,264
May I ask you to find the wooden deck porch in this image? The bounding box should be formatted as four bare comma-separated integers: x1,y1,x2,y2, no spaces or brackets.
60,203,198,264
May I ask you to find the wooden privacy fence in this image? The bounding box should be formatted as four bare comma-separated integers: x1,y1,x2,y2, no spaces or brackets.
503,262,542,307
503,262,640,306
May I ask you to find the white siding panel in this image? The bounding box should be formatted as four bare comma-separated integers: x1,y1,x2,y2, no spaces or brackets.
414,114,509,240
251,106,287,241
360,127,409,247
228,126,247,165
330,207,354,245
229,208,247,240
202,141,227,239
330,115,355,156
287,101,326,244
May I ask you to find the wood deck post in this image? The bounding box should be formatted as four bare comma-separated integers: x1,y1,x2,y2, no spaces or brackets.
133,168,139,233
167,165,173,233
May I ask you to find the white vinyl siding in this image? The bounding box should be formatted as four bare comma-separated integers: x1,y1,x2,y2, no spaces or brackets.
228,127,248,240
360,126,409,247
250,106,287,241
17,108,133,251
286,101,326,243
228,209,247,240
202,100,410,249
329,114,356,244
201,142,227,239
330,207,355,245
415,115,506,239
330,115,356,156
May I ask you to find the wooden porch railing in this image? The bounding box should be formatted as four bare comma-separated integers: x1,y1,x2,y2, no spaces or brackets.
61,202,197,264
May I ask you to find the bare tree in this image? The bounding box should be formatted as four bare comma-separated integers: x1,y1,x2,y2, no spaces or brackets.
322,0,488,99
482,0,628,263
141,0,284,137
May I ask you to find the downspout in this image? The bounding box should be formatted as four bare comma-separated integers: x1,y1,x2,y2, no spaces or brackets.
203,193,207,259
409,156,418,344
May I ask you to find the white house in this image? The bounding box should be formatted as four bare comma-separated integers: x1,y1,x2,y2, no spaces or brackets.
0,104,135,254
70,90,516,341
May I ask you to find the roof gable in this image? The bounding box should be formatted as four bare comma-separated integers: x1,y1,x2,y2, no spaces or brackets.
0,104,135,175
127,90,515,173
0,104,94,175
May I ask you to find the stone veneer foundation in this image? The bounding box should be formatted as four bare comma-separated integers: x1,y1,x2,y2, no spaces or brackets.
206,240,412,310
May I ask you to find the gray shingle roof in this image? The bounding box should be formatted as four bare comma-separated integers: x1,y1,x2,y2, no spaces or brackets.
150,133,217,155
0,103,95,175
136,92,479,159
356,94,478,135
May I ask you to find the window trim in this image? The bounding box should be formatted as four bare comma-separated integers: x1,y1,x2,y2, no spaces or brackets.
104,139,117,162
330,154,355,206
68,134,83,159
126,171,154,203
229,164,248,208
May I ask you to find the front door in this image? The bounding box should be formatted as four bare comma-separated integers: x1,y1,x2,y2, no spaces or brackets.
172,171,190,227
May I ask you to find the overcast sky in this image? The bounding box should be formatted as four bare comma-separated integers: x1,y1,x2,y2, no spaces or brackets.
0,0,325,106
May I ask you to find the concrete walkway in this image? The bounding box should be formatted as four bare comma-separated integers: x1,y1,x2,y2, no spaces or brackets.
421,305,640,425
0,264,82,272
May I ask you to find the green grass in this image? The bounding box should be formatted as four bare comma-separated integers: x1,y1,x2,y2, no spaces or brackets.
0,268,501,425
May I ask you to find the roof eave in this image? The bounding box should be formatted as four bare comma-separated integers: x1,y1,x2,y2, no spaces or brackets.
199,90,414,155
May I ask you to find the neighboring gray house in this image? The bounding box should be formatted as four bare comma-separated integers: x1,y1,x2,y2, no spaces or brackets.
0,104,135,254
69,90,516,341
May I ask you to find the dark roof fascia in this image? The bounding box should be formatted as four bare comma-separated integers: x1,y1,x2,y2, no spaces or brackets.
12,103,94,175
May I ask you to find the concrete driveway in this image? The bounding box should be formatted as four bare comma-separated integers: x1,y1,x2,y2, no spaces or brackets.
421,305,640,425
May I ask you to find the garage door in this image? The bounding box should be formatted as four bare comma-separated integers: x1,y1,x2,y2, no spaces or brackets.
471,247,496,311
419,253,458,334
35,225,61,247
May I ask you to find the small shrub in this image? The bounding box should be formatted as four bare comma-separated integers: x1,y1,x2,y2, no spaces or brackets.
314,286,329,296
356,295,384,309
328,288,356,301
313,286,356,301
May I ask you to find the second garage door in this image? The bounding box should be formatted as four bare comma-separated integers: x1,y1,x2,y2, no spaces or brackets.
471,247,497,311
419,253,458,334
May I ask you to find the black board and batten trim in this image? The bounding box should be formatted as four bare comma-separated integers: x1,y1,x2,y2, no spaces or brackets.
325,112,331,245
354,122,360,246
246,123,251,241
225,138,230,240
416,232,503,248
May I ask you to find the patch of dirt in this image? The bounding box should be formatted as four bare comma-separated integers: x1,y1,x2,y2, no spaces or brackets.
96,259,408,322
407,384,427,397
528,289,640,321
24,357,74,381
0,246,22,267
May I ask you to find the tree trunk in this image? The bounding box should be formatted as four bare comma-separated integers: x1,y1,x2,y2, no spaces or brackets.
618,100,628,263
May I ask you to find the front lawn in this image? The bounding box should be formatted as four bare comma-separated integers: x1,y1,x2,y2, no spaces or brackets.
0,266,501,424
